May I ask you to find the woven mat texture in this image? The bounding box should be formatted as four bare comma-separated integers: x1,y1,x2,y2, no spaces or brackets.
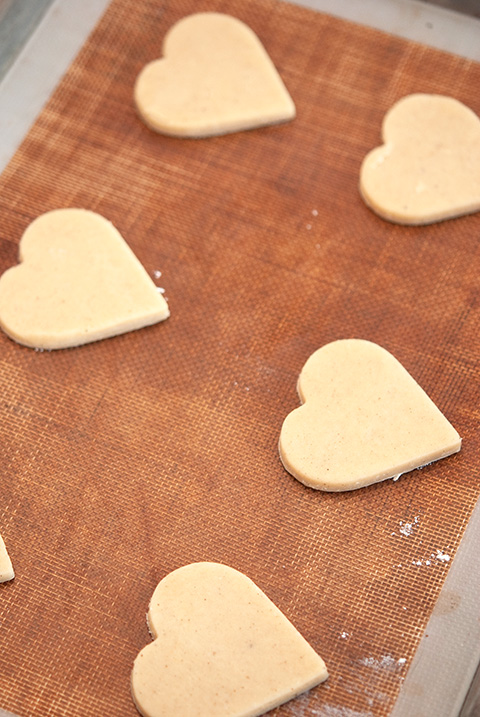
0,0,479,715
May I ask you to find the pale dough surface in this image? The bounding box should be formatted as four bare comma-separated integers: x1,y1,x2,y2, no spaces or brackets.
131,562,328,717
0,209,169,349
134,12,296,138
279,339,461,491
0,534,14,583
359,93,480,224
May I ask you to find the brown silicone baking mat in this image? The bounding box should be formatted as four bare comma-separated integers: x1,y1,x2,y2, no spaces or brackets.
0,0,479,715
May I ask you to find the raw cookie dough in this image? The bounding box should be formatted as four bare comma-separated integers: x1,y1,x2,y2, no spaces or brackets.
359,93,480,224
134,12,295,138
0,208,169,349
0,534,14,582
279,339,461,491
131,562,328,717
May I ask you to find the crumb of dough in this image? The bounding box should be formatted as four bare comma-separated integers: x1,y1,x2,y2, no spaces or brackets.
0,534,14,583
279,339,461,491
359,94,480,224
134,12,295,138
0,208,169,350
131,562,328,717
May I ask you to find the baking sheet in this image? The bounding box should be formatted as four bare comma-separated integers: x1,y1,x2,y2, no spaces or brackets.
0,0,479,715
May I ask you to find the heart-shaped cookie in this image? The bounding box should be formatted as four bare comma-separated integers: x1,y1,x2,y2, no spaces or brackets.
279,339,461,491
134,12,295,138
0,209,169,349
0,534,14,583
359,94,480,224
131,562,328,717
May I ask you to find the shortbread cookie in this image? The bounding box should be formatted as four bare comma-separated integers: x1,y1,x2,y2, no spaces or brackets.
0,534,14,583
0,209,169,349
134,12,295,138
279,339,461,491
360,94,480,224
131,562,327,717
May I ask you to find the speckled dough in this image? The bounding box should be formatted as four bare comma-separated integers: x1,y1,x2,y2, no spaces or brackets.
279,339,461,491
359,94,480,224
131,562,328,717
134,12,295,138
0,209,169,349
0,534,14,583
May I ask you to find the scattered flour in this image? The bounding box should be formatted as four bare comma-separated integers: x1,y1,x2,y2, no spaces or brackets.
153,270,162,279
391,516,419,537
340,631,350,639
341,679,392,710
410,549,450,567
359,655,405,672
399,516,419,537
317,707,374,717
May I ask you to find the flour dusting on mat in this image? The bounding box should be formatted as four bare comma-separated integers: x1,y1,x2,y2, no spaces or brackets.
359,655,405,672
293,702,374,717
409,548,451,566
412,558,432,566
317,706,374,717
398,516,419,536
